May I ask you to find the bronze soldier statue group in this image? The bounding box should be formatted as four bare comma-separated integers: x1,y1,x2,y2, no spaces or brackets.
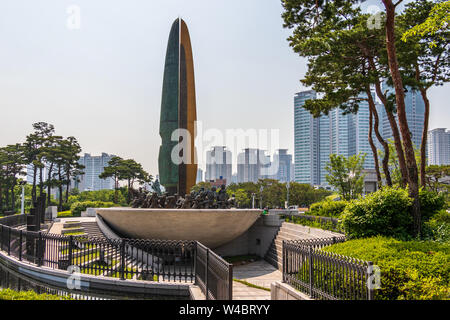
129,185,238,209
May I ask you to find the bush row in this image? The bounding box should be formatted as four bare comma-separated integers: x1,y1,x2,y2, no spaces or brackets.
323,236,450,300
70,201,116,216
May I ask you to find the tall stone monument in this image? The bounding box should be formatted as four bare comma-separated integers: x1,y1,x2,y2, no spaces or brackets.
159,18,197,196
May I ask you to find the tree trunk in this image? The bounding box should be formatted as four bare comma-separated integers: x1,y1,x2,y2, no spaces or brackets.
11,184,15,213
65,170,70,204
0,185,3,213
369,58,407,187
366,87,392,186
5,187,9,211
114,177,119,204
368,101,382,188
47,163,53,204
32,166,37,203
58,166,63,212
415,62,430,189
39,166,44,197
383,0,421,236
419,87,429,188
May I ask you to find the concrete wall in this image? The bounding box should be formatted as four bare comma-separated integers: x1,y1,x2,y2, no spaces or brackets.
214,214,283,258
0,250,191,298
271,281,312,300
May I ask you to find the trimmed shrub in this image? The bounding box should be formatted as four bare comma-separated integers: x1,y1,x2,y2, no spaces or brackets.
0,288,72,300
70,201,115,216
57,211,73,218
340,187,413,240
419,188,446,222
322,236,450,300
423,210,450,243
309,200,348,218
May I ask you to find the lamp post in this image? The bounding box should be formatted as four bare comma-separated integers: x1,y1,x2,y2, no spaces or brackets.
251,193,256,209
20,181,26,215
259,186,263,209
286,181,290,209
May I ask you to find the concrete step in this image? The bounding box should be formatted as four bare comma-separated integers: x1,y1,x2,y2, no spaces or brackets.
264,253,282,270
63,222,82,228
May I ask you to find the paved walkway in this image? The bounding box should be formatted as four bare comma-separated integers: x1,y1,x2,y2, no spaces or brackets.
232,260,282,300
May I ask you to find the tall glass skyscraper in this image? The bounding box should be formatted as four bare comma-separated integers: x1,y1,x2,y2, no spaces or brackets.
294,90,321,185
379,82,425,150
294,90,380,186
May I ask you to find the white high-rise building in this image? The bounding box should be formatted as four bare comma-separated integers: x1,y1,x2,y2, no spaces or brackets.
205,146,232,185
73,153,116,191
428,128,450,165
237,148,271,183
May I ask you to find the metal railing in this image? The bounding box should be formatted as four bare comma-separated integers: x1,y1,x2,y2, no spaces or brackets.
0,222,233,300
0,214,27,228
283,237,374,300
195,242,233,300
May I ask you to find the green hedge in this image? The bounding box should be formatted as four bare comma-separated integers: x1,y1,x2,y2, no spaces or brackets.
340,187,446,240
70,201,115,216
423,210,450,243
0,288,72,300
323,236,450,300
309,200,348,218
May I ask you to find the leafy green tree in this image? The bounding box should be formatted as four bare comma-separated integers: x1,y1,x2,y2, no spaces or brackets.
99,157,151,203
325,153,366,201
99,156,125,204
23,122,55,202
398,0,450,188
0,144,26,212
190,181,212,193
402,0,450,46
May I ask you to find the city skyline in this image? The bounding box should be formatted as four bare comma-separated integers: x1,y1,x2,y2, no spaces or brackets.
0,0,448,178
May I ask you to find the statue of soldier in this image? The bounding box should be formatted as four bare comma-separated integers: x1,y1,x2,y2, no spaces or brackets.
193,188,206,209
181,194,193,208
204,187,217,209
217,184,229,209
166,194,178,208
131,188,146,208
150,192,160,208
158,193,167,208
227,194,237,208
152,179,162,195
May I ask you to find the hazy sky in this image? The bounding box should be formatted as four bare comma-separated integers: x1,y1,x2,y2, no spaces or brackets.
0,0,448,175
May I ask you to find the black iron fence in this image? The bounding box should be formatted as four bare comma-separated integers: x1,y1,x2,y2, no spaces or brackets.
283,237,374,300
0,222,233,300
0,214,27,228
195,242,233,300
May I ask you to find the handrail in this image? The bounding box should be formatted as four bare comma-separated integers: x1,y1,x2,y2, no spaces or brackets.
0,221,233,300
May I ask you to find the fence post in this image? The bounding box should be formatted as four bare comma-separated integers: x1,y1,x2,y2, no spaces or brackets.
367,261,374,301
193,242,197,284
37,232,42,267
19,230,23,261
308,246,313,297
120,239,125,280
228,263,233,300
68,236,73,269
205,248,209,300
7,227,11,256
282,240,286,282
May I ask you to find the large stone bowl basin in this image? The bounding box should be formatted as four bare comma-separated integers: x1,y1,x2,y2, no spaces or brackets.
96,208,261,249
